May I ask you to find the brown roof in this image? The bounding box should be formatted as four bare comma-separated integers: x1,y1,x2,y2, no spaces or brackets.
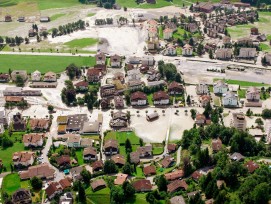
130,152,140,164
153,91,169,100
104,139,118,149
143,165,156,176
56,155,71,166
168,82,183,91
196,114,206,121
165,170,184,181
0,74,9,80
133,179,152,192
19,163,55,180
167,180,188,193
45,182,62,198
111,154,125,166
44,72,56,80
22,133,44,144
191,171,202,181
5,96,24,102
83,147,97,156
114,173,128,185
59,178,72,189
212,138,222,151
91,179,106,191
167,143,177,152
74,81,88,87
110,54,121,62
161,156,174,168
170,196,186,204
200,95,211,102
131,91,147,101
87,68,102,76
244,160,259,173
91,160,104,171
12,151,34,163
29,119,49,129
95,53,106,61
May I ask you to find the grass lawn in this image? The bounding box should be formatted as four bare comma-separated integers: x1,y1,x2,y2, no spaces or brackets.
173,28,186,40
152,143,164,155
2,173,21,194
126,193,150,204
104,131,140,145
214,96,221,107
260,91,270,100
75,149,84,165
176,47,182,56
147,93,153,105
50,13,65,21
158,26,163,39
214,78,269,87
87,13,96,17
209,85,214,93
260,43,271,52
64,38,98,49
238,89,246,98
86,187,110,204
0,142,25,171
132,166,145,178
0,54,95,73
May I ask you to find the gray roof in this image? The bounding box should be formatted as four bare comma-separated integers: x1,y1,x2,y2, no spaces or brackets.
82,121,100,133
170,196,186,204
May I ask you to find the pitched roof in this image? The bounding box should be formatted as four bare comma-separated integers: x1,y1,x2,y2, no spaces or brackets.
167,180,188,193
114,173,128,185
45,182,62,198
19,163,55,180
191,170,202,181
133,179,152,192
161,156,174,168
83,147,97,156
111,154,125,165
95,53,106,61
12,151,34,163
74,81,88,87
87,68,102,76
56,155,71,166
104,139,118,149
59,178,72,189
229,152,245,161
212,138,222,151
5,96,24,102
167,143,177,152
29,119,49,129
143,165,156,176
131,91,147,101
130,152,140,164
91,160,104,171
110,54,121,62
91,179,106,191
153,91,169,100
168,81,183,90
244,160,259,173
165,170,184,181
170,195,186,204
22,133,44,144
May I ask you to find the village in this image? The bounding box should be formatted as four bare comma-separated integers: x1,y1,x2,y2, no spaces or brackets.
0,0,271,204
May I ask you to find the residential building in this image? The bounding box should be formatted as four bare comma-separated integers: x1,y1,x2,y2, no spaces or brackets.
133,179,152,192
111,154,125,166
40,16,50,22
23,133,44,147
184,23,198,33
92,160,104,172
165,22,177,32
91,179,106,191
29,118,50,131
148,27,157,38
5,15,12,22
195,114,206,125
87,68,102,83
182,44,193,56
165,170,184,181
232,112,246,131
114,95,124,109
56,155,71,167
127,69,141,81
161,156,175,168
212,138,222,152
5,96,24,103
199,95,211,107
163,28,173,40
131,91,147,106
12,112,26,131
44,72,57,82
238,48,257,59
110,111,128,129
19,163,55,180
141,56,155,66
0,108,7,125
214,80,228,94
264,53,271,65
100,98,110,109
81,121,100,135
110,54,121,67
31,70,41,81
168,81,184,95
167,180,188,193
70,166,84,180
223,91,238,107
114,173,128,185
12,189,31,204
216,48,233,60
163,44,177,56
170,196,186,204
143,165,156,176
127,80,144,91
130,152,140,164
74,81,89,91
196,83,209,95
45,182,63,199
229,152,245,162
167,143,177,153
13,151,35,167
67,135,81,148
193,2,214,13
191,171,202,182
137,145,152,158
96,53,106,65
11,70,28,81
153,91,170,105
59,193,73,204
83,147,97,161
104,139,118,155
246,87,260,101
207,28,218,38
244,160,259,173
100,84,115,98
0,73,9,82
251,27,259,35
223,36,231,44
3,87,41,96
30,82,57,88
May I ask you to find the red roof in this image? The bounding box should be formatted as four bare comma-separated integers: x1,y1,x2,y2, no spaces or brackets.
165,170,184,181
131,91,147,101
143,165,156,176
74,81,88,87
191,171,202,181
59,178,72,189
167,143,177,152
168,82,183,91
244,160,259,173
167,180,188,193
87,68,102,76
91,160,104,171
133,179,152,192
153,91,169,100
212,138,222,151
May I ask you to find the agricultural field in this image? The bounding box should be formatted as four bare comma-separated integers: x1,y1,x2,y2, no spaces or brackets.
0,54,95,73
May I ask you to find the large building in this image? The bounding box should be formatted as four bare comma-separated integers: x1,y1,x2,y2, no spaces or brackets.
232,112,246,131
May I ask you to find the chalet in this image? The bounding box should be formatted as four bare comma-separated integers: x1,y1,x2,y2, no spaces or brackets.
131,91,147,106
246,87,260,101
191,170,202,182
143,165,156,176
13,151,35,167
91,179,107,191
59,178,72,190
100,98,110,109
182,44,193,56
110,54,121,67
13,112,26,131
251,27,259,35
167,143,177,153
168,81,184,95
74,81,89,91
216,48,233,60
222,91,238,107
56,155,71,167
137,145,152,158
100,84,115,98
83,147,97,161
66,135,81,148
40,16,50,22
238,48,257,59
45,182,63,199
104,139,118,155
213,80,228,94
161,156,175,168
199,95,211,107
165,170,184,181
165,22,177,32
237,37,253,46
163,44,177,56
147,38,160,51
257,34,267,42
127,69,141,82
94,64,107,74
212,138,222,152
96,53,106,65
114,95,124,109
12,189,31,204
92,160,104,172
195,114,206,125
110,111,128,129
146,69,161,81
229,152,245,162
87,69,101,83
184,23,198,33
114,173,128,185
244,160,259,173
193,2,214,13
29,118,49,131
44,72,57,82
11,70,28,81
130,152,140,164
23,133,44,147
19,163,55,180
111,154,125,166
196,83,209,95
5,15,12,22
153,91,170,105
133,179,152,192
207,28,218,38
167,180,188,193
232,113,246,131
163,28,173,40
0,74,9,82
18,16,25,22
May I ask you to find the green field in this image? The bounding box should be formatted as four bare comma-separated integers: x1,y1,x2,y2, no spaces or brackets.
0,142,25,171
104,131,140,145
50,13,66,21
152,143,164,155
0,54,95,73
87,13,96,17
238,89,246,98
260,43,271,51
2,173,21,194
147,93,153,105
64,38,98,49
86,187,111,204
75,149,84,165
214,79,269,87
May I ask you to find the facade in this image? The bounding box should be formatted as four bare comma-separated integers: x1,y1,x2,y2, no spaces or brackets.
13,151,35,167
127,69,141,82
141,56,155,66
83,147,97,161
232,113,246,131
163,28,173,40
216,48,233,60
153,91,170,105
265,53,271,65
223,91,238,107
110,54,121,67
104,139,118,155
213,80,228,94
238,48,257,59
168,81,184,95
3,87,41,96
246,87,260,101
182,44,193,56
196,83,209,95
163,44,177,56
31,70,41,81
131,91,147,106
96,53,106,65
100,84,115,98
44,72,57,82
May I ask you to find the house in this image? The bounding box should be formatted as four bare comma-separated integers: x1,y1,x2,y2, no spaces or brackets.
56,155,71,167
11,70,28,81
127,69,141,81
147,38,160,51
74,81,89,91
167,143,177,153
57,116,68,125
170,196,186,204
193,2,214,13
146,112,159,121
246,87,260,101
81,121,100,135
45,182,63,199
13,151,35,167
146,69,161,81
182,44,193,56
70,166,84,180
141,56,155,66
216,48,233,60
168,82,184,95
251,27,259,35
5,96,24,103
31,70,41,81
237,37,253,46
91,179,107,191
114,173,128,185
213,80,228,94
232,112,246,131
130,152,140,164
207,28,218,38
67,135,81,148
100,98,110,109
20,163,55,180
153,91,170,105
104,139,118,155
83,147,97,161
5,15,12,22
143,165,156,176
40,16,50,22
110,54,121,67
195,114,206,125
111,154,125,166
87,68,102,83
128,56,141,64
163,28,173,40
165,22,177,32
160,156,175,168
12,189,31,204
148,27,157,38
222,91,238,107
0,74,9,82
167,180,188,193
212,138,222,152
131,91,147,106
165,170,184,181
229,152,245,162
94,64,107,74
137,145,152,158
200,95,211,107
133,179,152,192
92,160,104,172
114,95,124,109
110,111,128,129
13,112,26,131
29,118,50,131
96,53,106,65
59,178,72,190
100,84,115,98
127,80,144,91
244,160,259,173
196,83,209,95
223,36,231,44
163,44,177,56
191,170,202,182
238,48,257,59
184,23,198,33
23,133,44,147
113,72,125,83
3,87,41,96
44,72,57,82
59,192,73,204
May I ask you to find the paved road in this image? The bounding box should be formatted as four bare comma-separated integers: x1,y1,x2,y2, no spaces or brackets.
176,146,182,166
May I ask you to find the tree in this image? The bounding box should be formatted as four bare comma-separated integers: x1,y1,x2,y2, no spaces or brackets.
190,109,196,120
122,181,135,198
146,192,156,204
78,181,86,203
2,136,13,148
30,177,42,190
110,186,124,204
80,168,91,184
203,102,212,118
139,138,143,147
122,162,133,175
104,160,118,174
175,73,182,83
186,95,191,105
156,175,167,192
255,118,264,126
66,63,81,80
15,75,24,87
197,44,204,56
48,105,54,113
125,139,132,153
262,109,271,119
209,49,214,59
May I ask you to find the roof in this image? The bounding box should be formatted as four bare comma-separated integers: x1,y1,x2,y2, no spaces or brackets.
29,119,49,129
12,151,34,163
196,114,206,121
91,160,104,171
70,166,84,175
19,163,55,180
143,165,156,176
191,170,202,181
110,54,121,62
74,81,88,87
59,178,72,189
133,179,152,192
22,133,44,144
56,155,70,166
167,180,188,193
137,145,152,155
183,44,192,49
83,147,96,156
45,182,62,197
12,189,31,203
111,154,125,165
67,135,80,143
153,91,169,100
161,156,174,168
104,139,118,149
168,82,183,90
170,195,186,204
44,72,56,79
214,80,228,88
87,68,102,76
57,116,68,124
200,95,211,102
167,143,177,152
131,91,147,101
212,138,222,151
95,53,106,61
82,121,100,133
91,179,106,191
247,86,260,94
223,91,237,99
244,160,259,173
163,28,172,33
114,173,128,185
5,96,24,102
165,170,184,181
130,152,140,164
